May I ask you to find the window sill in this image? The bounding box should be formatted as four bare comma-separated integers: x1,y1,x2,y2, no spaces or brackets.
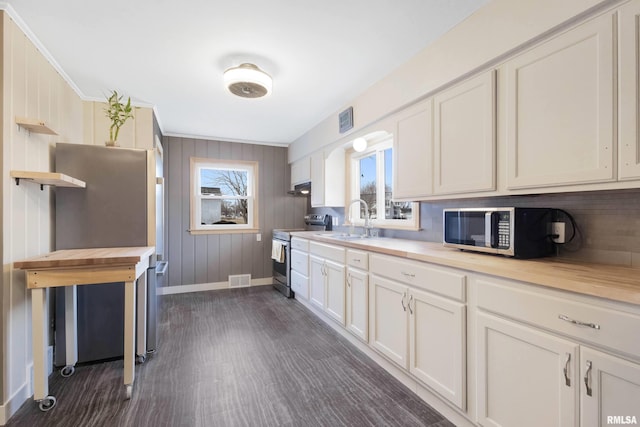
189,228,261,235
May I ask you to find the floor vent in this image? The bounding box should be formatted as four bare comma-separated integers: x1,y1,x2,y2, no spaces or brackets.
229,274,251,288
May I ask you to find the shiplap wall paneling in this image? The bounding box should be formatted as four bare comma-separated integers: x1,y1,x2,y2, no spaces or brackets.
163,136,306,288
2,11,84,420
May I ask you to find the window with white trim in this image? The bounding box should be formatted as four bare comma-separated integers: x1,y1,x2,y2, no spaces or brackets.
349,138,418,229
190,157,259,233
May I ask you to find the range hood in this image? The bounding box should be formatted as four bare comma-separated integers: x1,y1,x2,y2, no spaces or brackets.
287,182,311,196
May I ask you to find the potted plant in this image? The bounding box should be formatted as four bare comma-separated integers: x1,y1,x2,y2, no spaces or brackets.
104,90,134,146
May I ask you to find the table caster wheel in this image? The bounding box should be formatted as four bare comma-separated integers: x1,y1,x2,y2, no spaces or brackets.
125,385,132,400
136,354,146,364
38,395,57,412
60,365,75,377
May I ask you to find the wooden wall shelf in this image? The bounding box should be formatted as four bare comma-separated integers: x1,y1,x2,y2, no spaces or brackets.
15,117,58,135
10,171,86,191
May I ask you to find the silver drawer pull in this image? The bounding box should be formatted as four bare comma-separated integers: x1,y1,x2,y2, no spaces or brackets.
401,271,415,279
558,314,600,330
353,258,361,263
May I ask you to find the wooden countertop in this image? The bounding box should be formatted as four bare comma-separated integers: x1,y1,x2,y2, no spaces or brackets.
14,247,155,270
291,232,640,305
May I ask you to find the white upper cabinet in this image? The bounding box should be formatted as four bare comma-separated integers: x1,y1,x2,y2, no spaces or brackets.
290,157,311,187
504,12,616,189
393,99,433,200
311,149,345,207
619,1,640,180
433,70,496,195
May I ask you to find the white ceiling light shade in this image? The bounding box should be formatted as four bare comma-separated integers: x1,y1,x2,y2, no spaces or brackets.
353,137,367,152
223,63,272,98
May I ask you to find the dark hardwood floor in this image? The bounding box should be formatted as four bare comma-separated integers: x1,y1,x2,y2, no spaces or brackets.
7,286,455,427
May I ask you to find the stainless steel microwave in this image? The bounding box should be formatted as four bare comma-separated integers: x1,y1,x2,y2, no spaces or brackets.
443,208,555,258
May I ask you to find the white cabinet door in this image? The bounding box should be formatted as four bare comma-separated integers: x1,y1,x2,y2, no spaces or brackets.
309,255,325,310
346,267,368,342
580,347,640,427
477,312,578,427
409,288,466,410
620,1,640,180
310,149,345,207
433,70,496,195
291,270,309,300
393,99,433,200
504,12,615,189
369,275,408,369
290,157,311,187
325,260,346,325
310,152,325,207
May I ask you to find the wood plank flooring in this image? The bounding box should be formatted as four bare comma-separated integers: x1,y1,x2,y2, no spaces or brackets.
7,286,455,427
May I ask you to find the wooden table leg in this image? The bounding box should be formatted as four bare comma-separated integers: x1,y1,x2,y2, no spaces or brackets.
32,288,48,401
62,286,78,377
32,288,56,410
123,280,136,399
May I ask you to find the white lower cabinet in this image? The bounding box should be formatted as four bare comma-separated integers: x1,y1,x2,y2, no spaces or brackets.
346,266,368,342
309,242,346,325
409,288,466,410
309,254,326,309
369,274,409,368
476,275,640,427
368,254,467,411
476,312,578,427
580,347,640,427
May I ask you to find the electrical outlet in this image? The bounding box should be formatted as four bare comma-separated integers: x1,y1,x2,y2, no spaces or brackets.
552,222,566,244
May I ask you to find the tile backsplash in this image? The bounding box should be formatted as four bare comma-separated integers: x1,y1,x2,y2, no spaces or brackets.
310,188,640,268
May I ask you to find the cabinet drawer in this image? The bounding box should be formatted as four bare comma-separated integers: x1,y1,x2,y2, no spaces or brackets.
291,237,309,252
476,276,640,359
370,254,466,302
291,270,309,300
310,241,345,263
291,249,308,276
346,249,368,269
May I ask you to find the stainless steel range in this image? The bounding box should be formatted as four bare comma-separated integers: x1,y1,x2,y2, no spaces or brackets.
272,214,332,298
272,228,302,298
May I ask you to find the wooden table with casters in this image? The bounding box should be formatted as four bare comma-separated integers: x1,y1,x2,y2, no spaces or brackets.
14,246,155,411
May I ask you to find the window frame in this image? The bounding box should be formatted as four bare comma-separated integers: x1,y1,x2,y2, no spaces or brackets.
348,138,419,230
189,157,259,234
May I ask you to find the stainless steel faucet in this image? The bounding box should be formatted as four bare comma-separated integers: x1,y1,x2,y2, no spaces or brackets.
348,199,371,237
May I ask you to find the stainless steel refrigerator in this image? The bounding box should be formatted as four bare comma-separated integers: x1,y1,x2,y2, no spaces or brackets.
54,143,159,365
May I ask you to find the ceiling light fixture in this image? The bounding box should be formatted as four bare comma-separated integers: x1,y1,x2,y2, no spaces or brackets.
353,137,367,152
224,63,272,98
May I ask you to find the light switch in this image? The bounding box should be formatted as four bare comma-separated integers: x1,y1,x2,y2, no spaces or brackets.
256,233,261,242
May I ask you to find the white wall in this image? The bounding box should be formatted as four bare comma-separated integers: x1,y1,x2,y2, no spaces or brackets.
288,0,611,162
0,10,84,423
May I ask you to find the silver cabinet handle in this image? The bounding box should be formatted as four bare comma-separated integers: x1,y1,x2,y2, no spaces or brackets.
401,292,407,312
563,353,571,387
584,360,593,397
353,258,361,263
401,271,415,279
408,295,414,314
346,274,351,288
558,314,600,330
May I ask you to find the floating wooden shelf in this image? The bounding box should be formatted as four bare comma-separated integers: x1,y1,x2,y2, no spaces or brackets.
15,117,58,135
10,171,86,190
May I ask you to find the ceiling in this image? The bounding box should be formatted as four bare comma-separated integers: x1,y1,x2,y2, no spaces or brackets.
7,0,489,145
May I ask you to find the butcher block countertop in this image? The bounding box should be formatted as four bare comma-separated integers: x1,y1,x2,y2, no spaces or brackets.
291,232,640,306
14,247,155,270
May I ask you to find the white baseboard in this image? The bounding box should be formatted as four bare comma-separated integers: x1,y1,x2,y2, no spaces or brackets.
293,296,475,427
157,277,273,296
0,376,31,426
